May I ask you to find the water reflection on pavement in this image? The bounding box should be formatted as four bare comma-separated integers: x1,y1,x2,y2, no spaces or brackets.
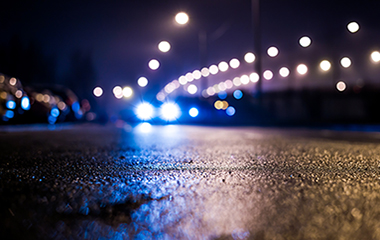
2,124,380,239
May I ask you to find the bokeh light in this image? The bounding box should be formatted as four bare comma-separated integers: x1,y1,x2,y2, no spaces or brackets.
336,81,346,91
21,96,30,110
136,122,152,133
179,76,187,85
218,61,229,72
175,12,189,25
233,90,243,100
15,90,23,98
244,52,256,63
148,59,160,70
320,60,331,71
297,64,308,75
187,84,198,94
158,41,171,52
267,46,279,57
189,107,199,118
233,77,241,86
122,87,133,98
218,91,227,99
137,77,148,87
263,70,273,80
209,65,219,75
250,72,259,82
50,107,60,118
6,100,16,109
93,87,103,97
229,58,240,68
9,78,17,86
225,80,233,89
218,82,227,91
185,72,194,82
226,106,236,116
371,51,380,62
279,67,290,77
192,70,202,79
299,36,312,47
113,86,123,99
201,67,210,77
240,75,250,84
340,57,352,68
160,102,180,121
347,21,360,33
135,102,154,121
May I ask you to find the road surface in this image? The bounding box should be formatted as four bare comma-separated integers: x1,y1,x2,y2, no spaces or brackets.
1,123,380,239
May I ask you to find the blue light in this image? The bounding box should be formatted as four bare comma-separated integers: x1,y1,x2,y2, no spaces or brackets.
226,106,236,116
233,90,243,100
218,91,227,99
160,102,180,121
72,101,80,112
189,107,199,118
5,110,14,118
6,100,16,110
21,96,30,110
135,102,154,121
50,107,60,118
48,115,57,124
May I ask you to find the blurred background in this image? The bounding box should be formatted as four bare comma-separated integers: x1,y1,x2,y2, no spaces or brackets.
1,0,380,126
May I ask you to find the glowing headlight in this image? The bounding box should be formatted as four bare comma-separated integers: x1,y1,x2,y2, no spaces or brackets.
135,102,154,121
160,102,180,121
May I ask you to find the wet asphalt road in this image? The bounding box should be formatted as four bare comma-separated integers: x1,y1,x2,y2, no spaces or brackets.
2,124,380,239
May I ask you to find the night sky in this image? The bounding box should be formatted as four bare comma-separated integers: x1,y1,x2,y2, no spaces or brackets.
1,0,380,99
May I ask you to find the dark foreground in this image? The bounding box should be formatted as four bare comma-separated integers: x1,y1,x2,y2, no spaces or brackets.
2,123,380,239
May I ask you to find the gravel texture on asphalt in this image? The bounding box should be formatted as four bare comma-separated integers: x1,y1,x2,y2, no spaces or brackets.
1,124,380,239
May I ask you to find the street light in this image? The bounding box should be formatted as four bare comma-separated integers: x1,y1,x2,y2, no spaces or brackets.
158,41,171,52
148,59,160,70
175,12,189,25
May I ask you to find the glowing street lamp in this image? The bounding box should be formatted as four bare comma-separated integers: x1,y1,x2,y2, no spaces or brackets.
320,60,331,71
267,46,279,57
340,57,352,68
148,59,160,70
175,12,189,25
371,51,380,63
299,36,312,48
93,87,103,97
137,77,148,87
347,21,360,33
122,87,133,98
158,41,171,52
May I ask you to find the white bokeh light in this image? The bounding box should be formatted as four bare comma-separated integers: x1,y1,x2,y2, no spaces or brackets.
137,77,148,87
158,41,171,52
250,72,259,82
229,58,240,68
244,52,256,63
201,67,210,77
240,75,250,84
267,46,279,57
148,59,160,70
320,60,331,71
299,36,312,47
297,64,308,75
371,51,380,62
336,81,346,91
122,86,133,98
263,70,273,80
113,86,123,99
209,65,219,75
279,67,290,77
187,84,198,94
340,57,352,68
192,70,202,79
93,87,103,97
175,12,189,25
347,22,360,33
218,61,229,72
